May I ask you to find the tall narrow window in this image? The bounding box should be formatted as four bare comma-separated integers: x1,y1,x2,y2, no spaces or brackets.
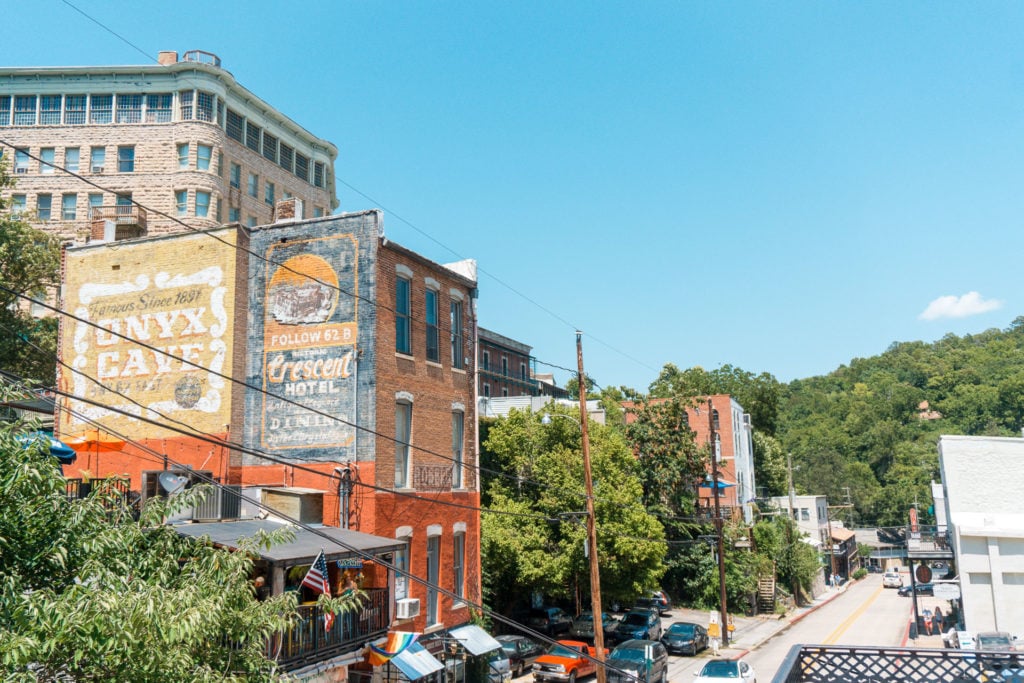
453,532,465,600
65,147,80,173
395,541,410,600
39,148,55,174
502,356,508,377
482,351,489,371
177,143,190,169
295,153,309,181
425,289,439,362
117,146,134,172
195,191,211,218
395,401,412,488
246,122,261,153
230,163,240,189
14,148,29,173
88,193,103,218
61,194,77,220
226,109,244,142
426,534,440,625
64,95,86,125
262,132,278,162
279,143,294,172
247,173,258,198
40,95,61,125
197,144,212,171
36,194,52,221
196,91,214,122
264,181,275,206
89,94,112,124
179,90,194,120
0,96,11,125
175,190,188,217
395,277,411,355
11,195,26,216
90,147,105,173
228,207,240,222
452,411,464,489
450,300,464,368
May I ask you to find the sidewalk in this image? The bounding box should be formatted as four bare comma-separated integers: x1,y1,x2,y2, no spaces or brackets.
666,584,847,658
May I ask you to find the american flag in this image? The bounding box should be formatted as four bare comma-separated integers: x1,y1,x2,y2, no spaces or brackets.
301,550,331,597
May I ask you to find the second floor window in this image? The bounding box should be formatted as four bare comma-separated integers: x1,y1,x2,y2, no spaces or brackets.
39,148,55,174
425,289,439,362
177,143,190,169
14,148,29,173
395,277,411,355
90,147,105,173
175,190,188,217
65,147,79,173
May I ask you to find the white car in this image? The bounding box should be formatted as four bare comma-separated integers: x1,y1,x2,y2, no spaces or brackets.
693,659,756,682
883,571,902,588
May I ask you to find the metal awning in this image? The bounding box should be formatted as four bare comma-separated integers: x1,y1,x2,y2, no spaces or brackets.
174,519,405,564
449,624,500,656
391,641,444,680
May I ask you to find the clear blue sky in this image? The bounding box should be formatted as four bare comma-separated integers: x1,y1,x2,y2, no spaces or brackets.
8,1,1024,391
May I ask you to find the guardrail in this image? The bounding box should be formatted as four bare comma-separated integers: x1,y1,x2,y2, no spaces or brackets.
771,644,1018,683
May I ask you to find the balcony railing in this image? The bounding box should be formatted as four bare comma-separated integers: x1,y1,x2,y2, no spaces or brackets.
183,50,221,67
273,587,389,670
771,644,1014,683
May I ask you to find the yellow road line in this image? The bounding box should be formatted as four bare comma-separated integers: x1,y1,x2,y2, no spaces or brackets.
822,584,884,645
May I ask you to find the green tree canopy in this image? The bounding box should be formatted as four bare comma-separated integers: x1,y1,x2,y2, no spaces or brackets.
0,159,62,385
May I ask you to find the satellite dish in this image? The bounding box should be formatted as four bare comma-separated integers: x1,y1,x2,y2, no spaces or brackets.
158,472,188,495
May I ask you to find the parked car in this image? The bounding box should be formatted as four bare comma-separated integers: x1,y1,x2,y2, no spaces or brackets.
498,635,546,678
693,659,757,682
528,607,573,636
605,639,668,683
866,564,883,573
897,582,933,597
976,631,1019,671
607,608,661,645
488,648,513,683
634,591,672,615
533,640,604,683
661,621,708,656
882,570,902,588
569,611,617,642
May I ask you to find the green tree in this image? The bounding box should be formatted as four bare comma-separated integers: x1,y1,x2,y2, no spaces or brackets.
480,408,666,613
0,384,358,681
648,363,781,435
0,159,62,385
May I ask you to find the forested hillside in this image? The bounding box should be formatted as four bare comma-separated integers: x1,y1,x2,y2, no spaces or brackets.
777,316,1024,527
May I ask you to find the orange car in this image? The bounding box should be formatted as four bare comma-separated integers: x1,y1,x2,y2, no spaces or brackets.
533,640,605,683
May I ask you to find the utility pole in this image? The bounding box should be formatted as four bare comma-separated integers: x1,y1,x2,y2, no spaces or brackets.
786,452,800,605
576,332,606,683
708,398,729,647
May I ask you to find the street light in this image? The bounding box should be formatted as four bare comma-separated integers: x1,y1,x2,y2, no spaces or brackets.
541,332,606,683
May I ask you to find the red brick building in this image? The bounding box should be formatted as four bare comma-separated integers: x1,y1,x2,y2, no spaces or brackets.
56,209,482,677
622,395,757,523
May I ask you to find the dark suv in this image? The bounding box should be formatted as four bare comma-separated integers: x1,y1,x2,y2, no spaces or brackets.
605,640,668,683
526,607,572,636
634,591,671,615
607,608,661,645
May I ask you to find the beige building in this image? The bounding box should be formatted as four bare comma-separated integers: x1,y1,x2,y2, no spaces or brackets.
0,50,337,243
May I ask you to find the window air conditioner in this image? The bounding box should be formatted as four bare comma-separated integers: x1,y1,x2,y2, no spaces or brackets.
15,167,28,174
396,598,420,619
92,166,104,173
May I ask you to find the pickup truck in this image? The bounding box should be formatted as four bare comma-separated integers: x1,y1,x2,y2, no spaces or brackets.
533,640,605,683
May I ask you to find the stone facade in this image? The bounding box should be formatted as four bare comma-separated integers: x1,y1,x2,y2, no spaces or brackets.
0,50,337,244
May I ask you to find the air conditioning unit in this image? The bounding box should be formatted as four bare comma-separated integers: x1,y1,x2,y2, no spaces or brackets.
92,166,104,173
15,167,28,174
742,414,752,428
396,598,420,619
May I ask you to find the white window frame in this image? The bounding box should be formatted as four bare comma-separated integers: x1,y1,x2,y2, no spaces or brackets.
395,394,413,489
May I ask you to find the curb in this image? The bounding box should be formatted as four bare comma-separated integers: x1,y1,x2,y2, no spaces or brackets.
734,587,849,658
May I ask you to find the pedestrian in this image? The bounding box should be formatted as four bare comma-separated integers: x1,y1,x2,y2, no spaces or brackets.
921,608,933,636
933,606,944,634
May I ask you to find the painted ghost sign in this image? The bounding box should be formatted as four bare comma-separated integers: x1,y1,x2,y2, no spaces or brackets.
58,230,238,438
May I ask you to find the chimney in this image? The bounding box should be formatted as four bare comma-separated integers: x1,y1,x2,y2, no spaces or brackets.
157,51,178,66
274,197,303,223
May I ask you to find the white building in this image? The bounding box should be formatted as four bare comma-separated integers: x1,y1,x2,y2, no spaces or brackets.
938,435,1024,636
768,494,830,547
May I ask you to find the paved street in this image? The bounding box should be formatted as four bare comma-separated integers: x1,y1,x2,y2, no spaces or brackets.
511,573,957,683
